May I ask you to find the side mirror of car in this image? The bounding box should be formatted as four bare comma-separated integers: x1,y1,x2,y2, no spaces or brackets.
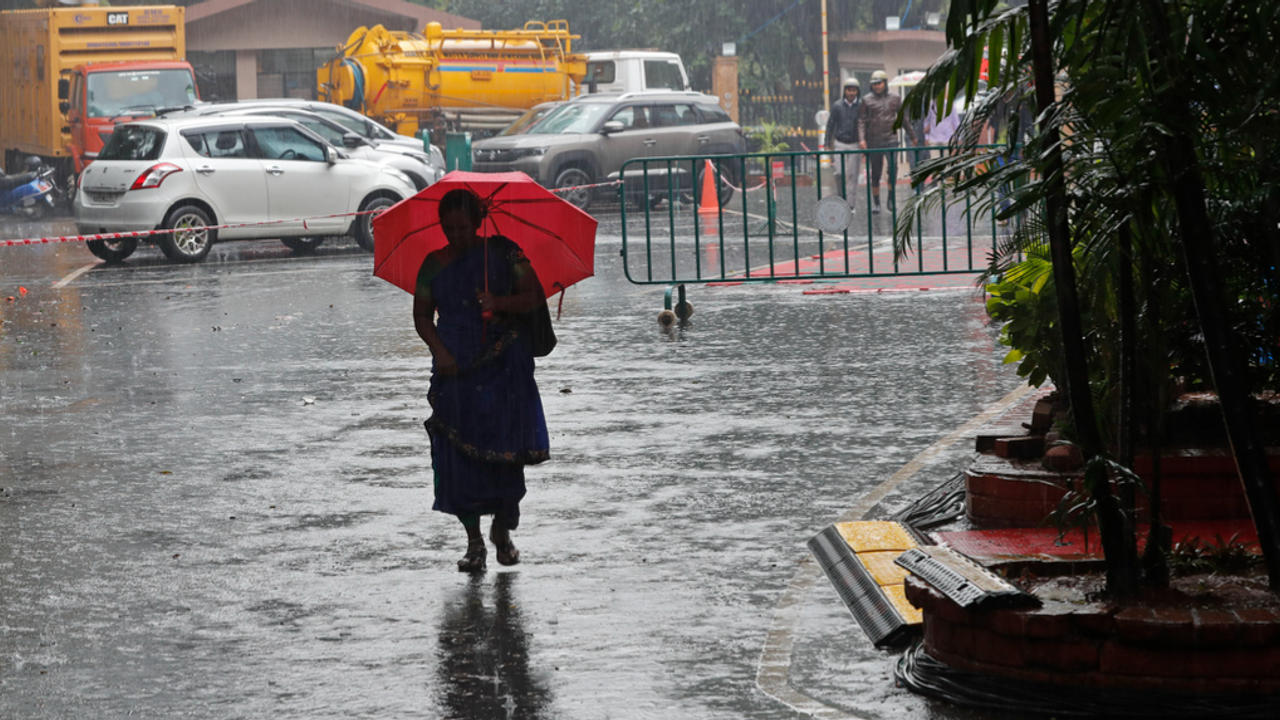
324,145,337,165
341,132,366,149
600,120,625,135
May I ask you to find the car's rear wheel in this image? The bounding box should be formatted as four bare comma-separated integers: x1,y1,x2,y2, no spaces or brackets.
554,166,592,211
281,237,326,253
158,204,214,263
353,195,396,252
86,238,138,264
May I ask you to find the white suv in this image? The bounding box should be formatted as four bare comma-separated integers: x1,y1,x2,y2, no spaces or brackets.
75,116,416,263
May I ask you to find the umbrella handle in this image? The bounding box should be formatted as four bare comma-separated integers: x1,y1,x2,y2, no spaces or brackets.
481,235,494,321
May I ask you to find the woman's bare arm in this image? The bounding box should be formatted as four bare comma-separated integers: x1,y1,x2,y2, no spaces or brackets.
414,290,458,375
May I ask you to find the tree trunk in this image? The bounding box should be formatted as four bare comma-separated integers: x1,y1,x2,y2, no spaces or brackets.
1028,0,1138,597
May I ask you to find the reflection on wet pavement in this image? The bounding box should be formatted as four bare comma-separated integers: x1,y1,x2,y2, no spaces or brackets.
436,573,551,717
0,214,1023,718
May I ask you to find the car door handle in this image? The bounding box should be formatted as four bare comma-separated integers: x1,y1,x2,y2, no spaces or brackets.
643,139,657,147
195,165,215,175
266,165,285,175
697,135,710,143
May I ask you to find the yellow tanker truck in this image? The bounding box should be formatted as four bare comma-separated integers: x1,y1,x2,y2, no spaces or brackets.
317,20,587,136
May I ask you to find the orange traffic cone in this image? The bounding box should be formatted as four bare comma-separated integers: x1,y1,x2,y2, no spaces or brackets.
698,159,720,216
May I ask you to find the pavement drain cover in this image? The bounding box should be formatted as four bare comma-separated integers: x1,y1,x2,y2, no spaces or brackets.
894,545,1039,609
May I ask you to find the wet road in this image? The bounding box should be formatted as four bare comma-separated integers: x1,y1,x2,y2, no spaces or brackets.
1,211,1022,719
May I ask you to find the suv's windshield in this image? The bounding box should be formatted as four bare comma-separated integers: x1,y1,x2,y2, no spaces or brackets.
87,69,197,118
528,103,612,134
98,125,166,160
500,104,559,136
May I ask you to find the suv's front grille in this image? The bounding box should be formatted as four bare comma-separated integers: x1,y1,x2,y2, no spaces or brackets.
473,148,522,163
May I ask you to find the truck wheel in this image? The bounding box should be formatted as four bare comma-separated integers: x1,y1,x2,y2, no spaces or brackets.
281,237,326,253
158,204,214,263
353,195,396,252
554,167,592,211
86,238,138,264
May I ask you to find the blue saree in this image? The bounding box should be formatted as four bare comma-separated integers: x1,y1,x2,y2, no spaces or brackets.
417,236,549,530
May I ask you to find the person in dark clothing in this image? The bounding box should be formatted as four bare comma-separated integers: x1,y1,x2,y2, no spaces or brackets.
859,69,921,213
414,189,550,572
824,78,863,208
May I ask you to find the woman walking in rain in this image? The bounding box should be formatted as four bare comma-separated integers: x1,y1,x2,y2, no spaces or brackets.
414,188,550,572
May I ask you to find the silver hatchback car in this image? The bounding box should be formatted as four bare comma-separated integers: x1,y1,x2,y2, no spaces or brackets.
75,115,416,263
165,103,442,190
470,91,745,211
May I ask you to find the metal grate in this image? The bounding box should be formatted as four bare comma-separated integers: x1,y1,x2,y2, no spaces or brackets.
894,546,1038,610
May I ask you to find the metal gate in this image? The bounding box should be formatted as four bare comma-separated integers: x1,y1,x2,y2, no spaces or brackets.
617,147,1011,292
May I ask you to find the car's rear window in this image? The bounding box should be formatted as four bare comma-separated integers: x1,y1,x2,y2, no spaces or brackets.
696,103,732,124
98,125,166,161
183,128,249,158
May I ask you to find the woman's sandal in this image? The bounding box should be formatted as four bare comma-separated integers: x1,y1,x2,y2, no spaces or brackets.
457,538,487,573
490,527,520,566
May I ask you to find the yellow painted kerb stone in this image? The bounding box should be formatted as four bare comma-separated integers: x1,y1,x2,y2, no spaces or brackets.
833,520,917,553
855,550,913,587
883,583,923,624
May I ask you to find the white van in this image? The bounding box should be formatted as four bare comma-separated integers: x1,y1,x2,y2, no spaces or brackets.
579,51,690,95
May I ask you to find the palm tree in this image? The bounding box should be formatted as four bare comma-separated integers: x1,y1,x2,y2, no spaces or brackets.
896,0,1280,594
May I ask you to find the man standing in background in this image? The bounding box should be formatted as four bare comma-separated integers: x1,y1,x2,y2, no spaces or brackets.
824,77,863,210
860,69,920,214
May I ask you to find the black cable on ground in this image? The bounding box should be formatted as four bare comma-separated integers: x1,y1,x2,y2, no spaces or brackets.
891,470,967,531
895,640,1280,719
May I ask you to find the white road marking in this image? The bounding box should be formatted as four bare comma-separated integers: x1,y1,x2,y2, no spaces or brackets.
52,262,99,289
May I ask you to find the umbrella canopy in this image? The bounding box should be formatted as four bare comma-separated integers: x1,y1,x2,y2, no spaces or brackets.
888,71,927,88
371,170,597,298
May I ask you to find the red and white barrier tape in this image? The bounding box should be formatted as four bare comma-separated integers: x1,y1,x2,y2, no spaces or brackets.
0,208,376,248
2,180,634,248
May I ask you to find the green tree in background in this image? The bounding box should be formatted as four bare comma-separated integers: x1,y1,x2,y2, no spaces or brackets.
422,1,945,98
899,0,1280,596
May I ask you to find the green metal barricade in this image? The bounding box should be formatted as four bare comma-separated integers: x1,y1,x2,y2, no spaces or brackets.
618,146,1014,288
444,131,472,172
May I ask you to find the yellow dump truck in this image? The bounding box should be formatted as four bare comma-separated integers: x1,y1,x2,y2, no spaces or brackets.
318,20,587,136
0,5,197,185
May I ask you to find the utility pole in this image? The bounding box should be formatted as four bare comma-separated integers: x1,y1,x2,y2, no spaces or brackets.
821,0,830,109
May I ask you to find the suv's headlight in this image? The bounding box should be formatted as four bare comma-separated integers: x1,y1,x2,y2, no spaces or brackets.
511,146,549,159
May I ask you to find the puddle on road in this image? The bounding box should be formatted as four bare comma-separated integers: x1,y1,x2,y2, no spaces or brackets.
1,221,1020,718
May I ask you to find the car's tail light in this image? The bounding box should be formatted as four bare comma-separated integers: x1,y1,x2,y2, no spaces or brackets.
130,163,182,190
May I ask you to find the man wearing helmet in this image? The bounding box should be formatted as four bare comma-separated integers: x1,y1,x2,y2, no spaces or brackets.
860,69,920,213
824,77,863,209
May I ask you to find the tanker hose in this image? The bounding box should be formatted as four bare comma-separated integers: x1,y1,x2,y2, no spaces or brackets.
342,58,366,112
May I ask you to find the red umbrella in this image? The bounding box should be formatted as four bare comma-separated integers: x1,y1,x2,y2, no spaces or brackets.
371,170,597,298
